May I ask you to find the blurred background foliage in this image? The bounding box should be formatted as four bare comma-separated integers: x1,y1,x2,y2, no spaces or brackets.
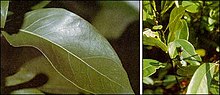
143,1,219,94
1,1,140,94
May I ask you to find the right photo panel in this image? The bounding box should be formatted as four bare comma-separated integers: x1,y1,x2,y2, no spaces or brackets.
142,1,219,94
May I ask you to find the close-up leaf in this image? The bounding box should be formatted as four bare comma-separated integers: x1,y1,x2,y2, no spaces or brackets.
2,8,133,94
1,1,9,28
186,63,215,94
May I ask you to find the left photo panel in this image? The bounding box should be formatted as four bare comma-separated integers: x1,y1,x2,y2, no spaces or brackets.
1,1,140,94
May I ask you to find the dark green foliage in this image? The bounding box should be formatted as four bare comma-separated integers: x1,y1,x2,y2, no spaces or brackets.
143,1,219,94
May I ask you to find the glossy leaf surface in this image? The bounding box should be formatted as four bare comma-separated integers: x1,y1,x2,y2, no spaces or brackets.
167,6,186,43
168,39,201,65
186,63,215,94
2,8,133,94
175,20,189,40
1,1,9,28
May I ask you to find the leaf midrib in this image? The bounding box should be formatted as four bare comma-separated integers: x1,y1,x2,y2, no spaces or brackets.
19,29,125,92
165,7,185,33
194,64,215,93
189,64,215,93
179,40,201,61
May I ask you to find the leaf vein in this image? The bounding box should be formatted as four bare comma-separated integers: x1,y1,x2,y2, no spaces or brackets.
19,29,125,90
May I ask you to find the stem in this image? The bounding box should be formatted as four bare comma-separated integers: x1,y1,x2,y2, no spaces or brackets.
171,60,181,90
160,30,167,44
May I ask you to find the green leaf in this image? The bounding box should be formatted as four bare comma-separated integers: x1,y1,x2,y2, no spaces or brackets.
168,20,182,42
210,83,219,94
167,6,186,43
6,68,36,86
152,25,163,30
169,6,186,29
31,1,51,10
4,46,80,94
174,1,179,8
92,1,138,39
143,76,154,85
143,1,154,22
6,55,81,94
143,59,164,77
183,12,191,23
161,1,174,16
2,8,133,94
143,29,167,52
1,1,9,28
182,1,200,13
213,70,219,81
154,87,163,94
186,63,215,94
10,88,44,94
168,39,201,65
163,75,177,83
144,89,153,94
208,17,216,25
195,49,206,57
177,65,199,77
175,20,189,40
162,75,182,88
143,2,152,21
143,36,167,52
7,11,14,16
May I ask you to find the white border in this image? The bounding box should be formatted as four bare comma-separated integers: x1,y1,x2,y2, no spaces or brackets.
139,1,143,94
